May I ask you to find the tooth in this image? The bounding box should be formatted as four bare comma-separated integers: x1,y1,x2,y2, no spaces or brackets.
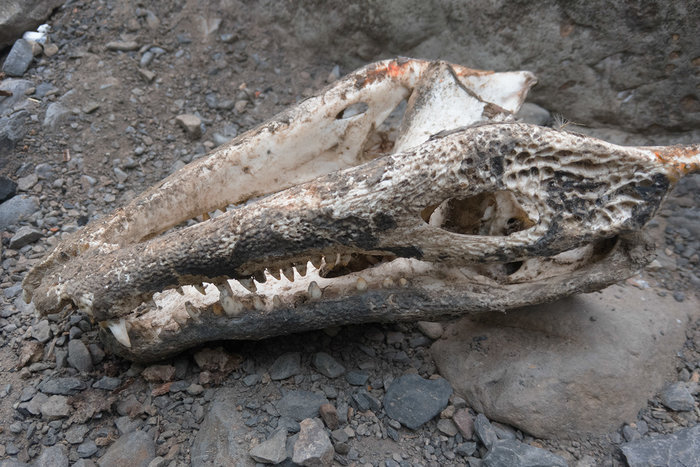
107,319,131,348
272,295,282,307
176,287,185,296
252,295,265,310
333,253,341,266
253,270,267,284
194,283,207,295
340,254,352,266
308,281,322,300
239,278,257,293
382,278,395,288
310,256,323,269
268,268,281,280
217,283,243,317
185,301,200,320
295,262,307,276
356,277,368,291
282,267,295,282
399,278,409,287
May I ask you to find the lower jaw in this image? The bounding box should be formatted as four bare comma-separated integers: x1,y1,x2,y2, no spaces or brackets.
99,232,654,361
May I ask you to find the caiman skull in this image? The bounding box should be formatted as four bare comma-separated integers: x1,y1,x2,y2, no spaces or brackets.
23,58,699,361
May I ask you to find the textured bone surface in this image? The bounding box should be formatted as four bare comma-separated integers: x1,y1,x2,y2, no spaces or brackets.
22,58,700,361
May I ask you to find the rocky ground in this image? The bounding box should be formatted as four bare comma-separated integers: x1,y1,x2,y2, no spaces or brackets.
1,1,699,466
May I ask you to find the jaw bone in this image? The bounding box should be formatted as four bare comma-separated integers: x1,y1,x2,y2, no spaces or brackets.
21,58,699,361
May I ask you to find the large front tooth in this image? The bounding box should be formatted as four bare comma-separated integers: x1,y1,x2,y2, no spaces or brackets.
218,283,243,317
308,281,322,300
239,278,257,293
310,256,323,269
107,319,131,348
268,268,281,281
185,301,201,320
295,262,307,277
194,283,207,295
282,267,295,282
253,270,267,284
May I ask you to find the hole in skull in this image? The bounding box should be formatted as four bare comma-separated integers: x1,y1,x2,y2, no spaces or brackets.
336,102,369,119
360,99,406,161
421,191,535,236
319,253,397,279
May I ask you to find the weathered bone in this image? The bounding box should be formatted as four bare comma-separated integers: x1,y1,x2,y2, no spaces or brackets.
22,58,699,361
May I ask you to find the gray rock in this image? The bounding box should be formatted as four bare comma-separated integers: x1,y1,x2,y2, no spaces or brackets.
482,439,567,467
44,102,70,128
621,424,700,467
34,162,53,179
269,352,301,380
2,39,33,76
105,41,139,51
474,414,498,450
312,352,345,378
72,460,97,467
384,374,452,430
65,424,90,444
77,440,98,458
0,111,28,153
0,194,38,230
660,382,695,412
68,339,94,372
416,321,443,340
32,319,52,343
431,286,697,438
0,0,64,48
38,377,85,395
516,103,552,126
16,173,38,192
35,445,68,467
97,430,155,467
437,418,458,437
0,176,17,202
456,442,477,457
9,226,41,249
345,370,369,386
0,79,33,114
249,428,288,464
40,395,70,419
190,388,256,466
276,390,329,422
292,418,334,466
115,416,143,435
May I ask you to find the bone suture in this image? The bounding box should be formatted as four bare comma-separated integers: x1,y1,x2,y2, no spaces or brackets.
22,58,699,361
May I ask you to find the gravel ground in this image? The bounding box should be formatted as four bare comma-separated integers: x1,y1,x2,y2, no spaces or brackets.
1,1,699,466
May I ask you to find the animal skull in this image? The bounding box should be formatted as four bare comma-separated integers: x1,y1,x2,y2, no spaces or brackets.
23,58,699,361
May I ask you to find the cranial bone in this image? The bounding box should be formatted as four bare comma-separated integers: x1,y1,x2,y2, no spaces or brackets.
22,58,699,361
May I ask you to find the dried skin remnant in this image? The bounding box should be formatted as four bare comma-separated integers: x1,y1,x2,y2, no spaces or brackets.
22,58,700,361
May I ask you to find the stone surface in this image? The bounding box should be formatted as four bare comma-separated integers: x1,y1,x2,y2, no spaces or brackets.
97,430,155,467
190,388,256,466
0,111,28,153
416,321,443,340
452,409,474,439
312,352,345,378
67,339,94,372
175,114,202,139
432,285,698,438
35,445,68,467
31,319,52,343
276,390,329,422
660,382,696,412
483,439,568,467
269,352,301,380
0,194,39,230
319,403,338,430
0,0,64,48
292,418,334,466
0,176,17,202
43,102,70,128
384,374,452,430
249,428,287,464
38,377,85,395
474,414,498,450
621,425,700,467
9,226,42,249
40,395,70,419
269,0,700,132
2,39,33,76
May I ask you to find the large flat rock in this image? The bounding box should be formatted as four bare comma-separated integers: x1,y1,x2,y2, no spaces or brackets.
432,284,699,439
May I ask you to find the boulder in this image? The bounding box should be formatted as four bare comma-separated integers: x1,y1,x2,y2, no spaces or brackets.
431,284,699,439
0,0,65,48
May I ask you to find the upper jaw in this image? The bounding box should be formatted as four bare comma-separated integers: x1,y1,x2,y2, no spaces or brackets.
20,57,699,360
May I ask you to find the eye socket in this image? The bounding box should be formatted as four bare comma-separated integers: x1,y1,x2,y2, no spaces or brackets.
421,191,535,236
